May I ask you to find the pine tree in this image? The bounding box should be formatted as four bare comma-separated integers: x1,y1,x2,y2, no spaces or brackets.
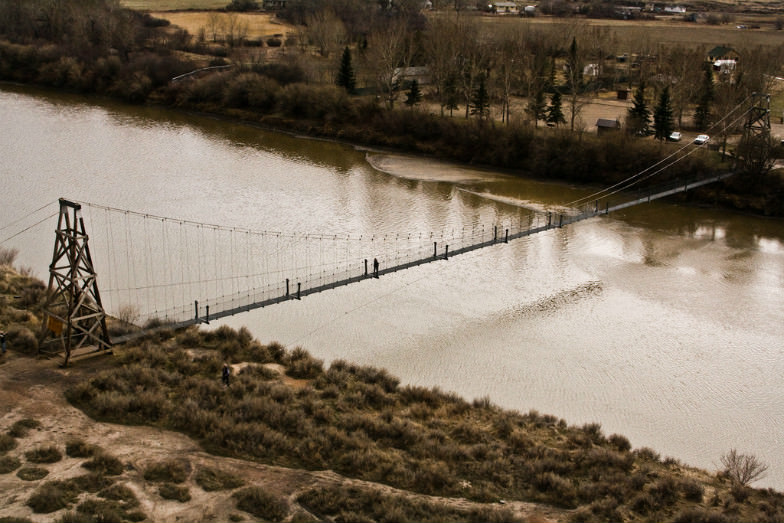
405,79,423,108
694,61,714,131
336,46,356,94
627,82,650,136
526,88,546,127
444,74,459,117
545,91,566,127
653,86,674,141
470,74,490,120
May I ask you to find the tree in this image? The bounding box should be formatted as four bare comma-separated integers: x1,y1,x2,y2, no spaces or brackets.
470,74,490,120
653,86,674,141
546,91,566,126
336,46,356,94
444,73,459,116
404,79,422,107
694,61,714,132
564,36,584,131
627,82,650,136
721,449,768,486
526,88,546,127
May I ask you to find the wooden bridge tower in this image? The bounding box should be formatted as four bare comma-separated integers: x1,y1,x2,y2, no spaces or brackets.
738,93,773,176
41,198,111,366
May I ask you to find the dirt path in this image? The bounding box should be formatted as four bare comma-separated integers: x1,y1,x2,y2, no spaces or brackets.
0,353,565,522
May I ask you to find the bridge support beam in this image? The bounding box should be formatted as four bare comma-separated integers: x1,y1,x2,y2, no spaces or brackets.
41,198,111,366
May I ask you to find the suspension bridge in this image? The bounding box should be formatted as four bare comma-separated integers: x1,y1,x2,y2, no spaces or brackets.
0,94,772,365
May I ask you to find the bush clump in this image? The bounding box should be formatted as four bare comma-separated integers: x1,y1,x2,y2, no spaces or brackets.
25,445,62,464
9,418,41,438
0,454,22,473
143,459,188,483
26,481,78,513
17,466,49,481
195,466,245,491
233,486,289,521
65,438,96,458
159,483,191,502
0,433,17,453
82,451,124,476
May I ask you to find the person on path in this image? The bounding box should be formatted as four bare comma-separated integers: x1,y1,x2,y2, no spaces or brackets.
373,258,379,278
222,363,230,386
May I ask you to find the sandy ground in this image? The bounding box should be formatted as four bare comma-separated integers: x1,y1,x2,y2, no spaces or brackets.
0,352,566,523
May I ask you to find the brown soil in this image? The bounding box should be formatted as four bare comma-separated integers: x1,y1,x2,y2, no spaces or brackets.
0,352,566,522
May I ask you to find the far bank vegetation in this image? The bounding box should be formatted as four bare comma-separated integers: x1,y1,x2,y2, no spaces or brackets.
1,0,783,215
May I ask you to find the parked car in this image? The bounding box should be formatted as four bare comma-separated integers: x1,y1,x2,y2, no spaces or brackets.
694,134,710,145
668,131,682,142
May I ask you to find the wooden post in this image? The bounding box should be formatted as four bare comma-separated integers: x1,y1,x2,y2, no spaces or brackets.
205,305,210,324
194,300,199,321
494,226,498,242
286,278,290,296
444,245,449,260
297,282,301,300
505,229,509,243
364,259,368,276
433,241,437,258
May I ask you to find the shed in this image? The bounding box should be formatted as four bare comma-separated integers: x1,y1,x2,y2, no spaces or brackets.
596,118,620,134
492,2,519,14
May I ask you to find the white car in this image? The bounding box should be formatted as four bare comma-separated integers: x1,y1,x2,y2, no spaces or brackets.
668,131,682,142
694,134,710,145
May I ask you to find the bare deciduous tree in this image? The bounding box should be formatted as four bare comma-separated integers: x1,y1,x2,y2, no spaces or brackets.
720,449,768,486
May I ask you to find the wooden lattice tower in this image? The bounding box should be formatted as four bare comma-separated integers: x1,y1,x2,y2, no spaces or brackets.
41,198,111,366
738,93,772,176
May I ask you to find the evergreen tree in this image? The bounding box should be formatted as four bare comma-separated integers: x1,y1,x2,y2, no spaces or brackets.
526,88,547,127
653,86,674,141
627,82,650,136
444,74,459,117
545,91,566,126
405,79,423,108
470,74,490,120
336,46,356,94
694,61,714,131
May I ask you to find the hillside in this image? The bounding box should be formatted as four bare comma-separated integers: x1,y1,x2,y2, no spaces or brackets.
1,258,783,523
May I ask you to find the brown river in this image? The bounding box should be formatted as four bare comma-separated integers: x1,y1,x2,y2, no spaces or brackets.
1,85,783,489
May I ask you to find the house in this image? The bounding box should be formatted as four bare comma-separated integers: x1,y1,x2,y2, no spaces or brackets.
263,0,286,8
714,59,736,74
392,66,431,87
596,118,620,134
663,6,686,14
491,2,519,14
707,45,740,62
583,63,600,77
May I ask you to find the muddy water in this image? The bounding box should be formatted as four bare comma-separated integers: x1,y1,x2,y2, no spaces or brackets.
2,85,783,489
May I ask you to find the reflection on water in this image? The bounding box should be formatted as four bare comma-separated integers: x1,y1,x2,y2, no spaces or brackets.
2,85,784,490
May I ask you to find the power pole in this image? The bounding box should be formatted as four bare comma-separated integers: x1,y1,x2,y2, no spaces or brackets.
41,199,111,366
738,93,772,176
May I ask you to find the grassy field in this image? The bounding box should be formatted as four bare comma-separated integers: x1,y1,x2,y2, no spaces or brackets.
477,15,784,51
152,11,293,39
120,0,226,10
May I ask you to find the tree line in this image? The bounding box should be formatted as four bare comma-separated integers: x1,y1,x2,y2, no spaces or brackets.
0,0,782,215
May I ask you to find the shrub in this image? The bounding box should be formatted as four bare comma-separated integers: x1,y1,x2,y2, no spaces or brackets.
143,459,188,483
9,418,41,438
76,499,124,523
65,438,96,458
0,246,18,266
5,325,38,354
67,473,114,493
0,517,34,523
681,478,705,502
82,451,124,476
159,483,191,502
0,433,17,453
266,37,282,47
195,466,245,491
671,508,730,523
649,476,680,506
233,486,289,521
0,455,22,473
99,483,139,506
25,446,62,464
17,466,49,481
26,481,78,513
607,433,631,452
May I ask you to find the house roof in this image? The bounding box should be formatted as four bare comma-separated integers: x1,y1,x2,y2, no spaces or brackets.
596,118,619,128
708,45,736,59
